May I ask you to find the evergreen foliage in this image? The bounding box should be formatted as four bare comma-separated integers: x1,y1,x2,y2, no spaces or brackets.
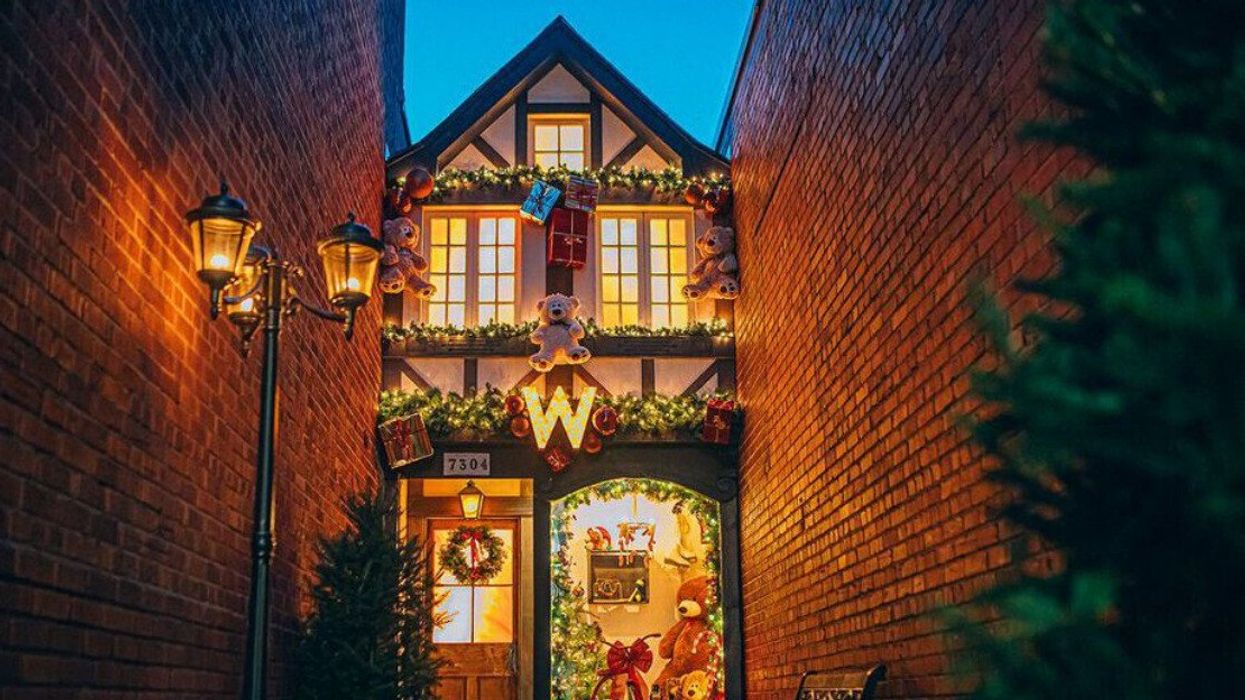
964,0,1245,697
295,491,442,700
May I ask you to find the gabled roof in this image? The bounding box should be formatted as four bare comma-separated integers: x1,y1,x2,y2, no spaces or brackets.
387,16,729,177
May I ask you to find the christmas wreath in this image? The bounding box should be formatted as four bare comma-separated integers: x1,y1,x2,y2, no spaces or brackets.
439,525,507,583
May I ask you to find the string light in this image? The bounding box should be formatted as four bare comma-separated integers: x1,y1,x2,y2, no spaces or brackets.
521,386,596,449
398,164,732,200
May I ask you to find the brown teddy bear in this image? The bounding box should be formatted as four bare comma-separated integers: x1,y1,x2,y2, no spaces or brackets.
379,217,435,297
528,293,591,372
652,576,720,697
681,226,740,301
664,670,714,700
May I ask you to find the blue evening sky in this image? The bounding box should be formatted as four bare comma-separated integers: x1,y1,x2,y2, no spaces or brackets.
402,1,754,148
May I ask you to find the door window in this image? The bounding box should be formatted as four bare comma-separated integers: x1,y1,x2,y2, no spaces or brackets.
432,521,516,644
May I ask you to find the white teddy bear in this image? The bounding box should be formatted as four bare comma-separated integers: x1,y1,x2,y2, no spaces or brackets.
528,293,591,372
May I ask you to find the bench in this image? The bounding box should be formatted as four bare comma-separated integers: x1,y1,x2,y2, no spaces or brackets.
795,664,887,700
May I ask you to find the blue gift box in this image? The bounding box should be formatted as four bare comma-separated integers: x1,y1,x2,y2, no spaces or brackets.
520,180,562,225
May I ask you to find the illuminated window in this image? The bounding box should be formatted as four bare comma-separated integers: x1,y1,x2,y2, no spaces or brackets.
599,213,692,328
432,523,515,644
533,121,586,170
425,213,521,326
599,216,640,326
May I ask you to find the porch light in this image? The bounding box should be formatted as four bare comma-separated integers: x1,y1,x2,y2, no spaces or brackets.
222,245,267,340
185,181,260,316
317,212,383,312
459,480,485,520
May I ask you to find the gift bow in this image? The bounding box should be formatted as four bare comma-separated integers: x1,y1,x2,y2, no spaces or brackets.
599,638,654,693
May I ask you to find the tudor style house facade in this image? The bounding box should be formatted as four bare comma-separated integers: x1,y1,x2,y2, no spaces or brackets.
380,18,741,700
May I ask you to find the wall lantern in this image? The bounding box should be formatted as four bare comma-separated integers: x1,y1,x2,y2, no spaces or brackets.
459,480,485,520
184,179,382,700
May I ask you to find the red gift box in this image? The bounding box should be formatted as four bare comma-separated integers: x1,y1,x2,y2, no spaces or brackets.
700,399,735,445
379,413,434,468
547,207,590,269
564,176,599,212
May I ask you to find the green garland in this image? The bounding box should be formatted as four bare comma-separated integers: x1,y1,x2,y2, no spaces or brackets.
377,387,736,440
382,317,733,343
550,479,725,700
438,525,506,584
398,165,730,200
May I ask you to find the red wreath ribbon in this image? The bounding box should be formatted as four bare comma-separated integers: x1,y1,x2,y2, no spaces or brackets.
463,530,484,578
592,638,653,700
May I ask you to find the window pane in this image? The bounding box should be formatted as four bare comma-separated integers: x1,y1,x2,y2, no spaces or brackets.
497,304,515,323
671,304,689,326
431,218,448,246
449,218,467,245
498,277,515,302
479,276,496,302
560,125,584,150
670,247,688,273
621,305,639,325
430,248,448,274
428,305,446,325
670,219,687,246
479,247,496,274
602,248,618,274
429,275,447,300
474,588,514,643
620,248,638,274
561,153,584,170
535,125,559,150
498,218,516,245
479,304,496,323
448,304,465,326
601,219,618,245
448,276,466,302
620,219,637,245
602,276,619,302
602,305,619,327
621,276,638,303
433,587,472,643
650,248,668,274
498,247,515,274
536,152,559,168
479,218,496,245
652,306,669,328
449,248,466,273
652,277,669,302
650,219,667,246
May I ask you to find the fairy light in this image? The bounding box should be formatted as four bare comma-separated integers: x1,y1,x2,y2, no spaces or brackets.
521,386,596,449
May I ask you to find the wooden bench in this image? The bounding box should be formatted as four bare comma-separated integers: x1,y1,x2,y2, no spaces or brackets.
795,664,887,700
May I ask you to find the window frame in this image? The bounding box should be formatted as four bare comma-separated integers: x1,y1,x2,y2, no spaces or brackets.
528,114,590,170
420,209,524,327
429,518,519,645
593,209,697,328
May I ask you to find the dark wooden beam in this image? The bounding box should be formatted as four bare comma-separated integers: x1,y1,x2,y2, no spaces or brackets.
509,368,542,393
641,358,655,397
716,358,736,392
590,95,603,168
681,360,720,397
463,358,479,395
514,93,528,166
471,136,510,168
526,102,592,114
396,359,434,390
605,135,647,169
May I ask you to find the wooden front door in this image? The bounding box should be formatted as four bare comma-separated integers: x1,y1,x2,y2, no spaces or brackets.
430,518,519,700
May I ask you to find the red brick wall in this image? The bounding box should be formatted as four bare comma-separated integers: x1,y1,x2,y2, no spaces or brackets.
725,1,1077,697
0,2,388,697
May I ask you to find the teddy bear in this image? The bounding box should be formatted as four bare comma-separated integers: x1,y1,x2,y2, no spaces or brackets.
664,670,713,700
652,576,720,697
681,226,740,301
379,217,435,298
528,293,591,372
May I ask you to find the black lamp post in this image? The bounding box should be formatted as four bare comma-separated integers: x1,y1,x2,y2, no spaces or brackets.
185,181,384,700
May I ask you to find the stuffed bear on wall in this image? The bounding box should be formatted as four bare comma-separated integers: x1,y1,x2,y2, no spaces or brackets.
653,576,720,697
529,293,591,372
379,217,435,297
681,226,740,301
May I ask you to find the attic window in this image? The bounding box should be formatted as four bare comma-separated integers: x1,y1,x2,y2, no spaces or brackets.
533,119,586,170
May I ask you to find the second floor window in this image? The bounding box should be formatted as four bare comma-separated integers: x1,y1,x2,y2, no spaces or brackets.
533,120,586,170
426,213,519,326
598,213,692,328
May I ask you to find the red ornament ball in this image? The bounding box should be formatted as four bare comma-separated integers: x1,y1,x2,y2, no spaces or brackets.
510,415,532,439
544,446,572,472
702,189,721,214
683,182,705,207
504,394,526,417
591,405,619,436
404,167,435,200
582,431,603,454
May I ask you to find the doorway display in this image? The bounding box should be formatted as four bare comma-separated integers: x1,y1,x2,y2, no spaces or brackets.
551,479,724,700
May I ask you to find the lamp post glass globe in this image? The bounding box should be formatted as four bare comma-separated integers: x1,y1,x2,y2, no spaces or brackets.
223,246,266,332
186,181,260,290
317,212,383,311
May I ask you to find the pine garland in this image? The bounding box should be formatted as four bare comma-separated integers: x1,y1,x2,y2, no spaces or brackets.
383,317,733,343
398,165,730,200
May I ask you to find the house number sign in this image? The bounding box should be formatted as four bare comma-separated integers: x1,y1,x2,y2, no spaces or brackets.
442,452,490,476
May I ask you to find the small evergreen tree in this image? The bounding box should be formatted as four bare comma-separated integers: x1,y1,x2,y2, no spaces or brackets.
964,0,1245,697
296,490,442,700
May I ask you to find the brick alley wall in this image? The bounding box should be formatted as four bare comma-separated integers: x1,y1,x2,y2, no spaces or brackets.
1,1,390,697
724,1,1078,697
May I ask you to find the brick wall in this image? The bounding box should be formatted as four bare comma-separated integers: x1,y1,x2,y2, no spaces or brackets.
725,1,1078,697
0,1,389,697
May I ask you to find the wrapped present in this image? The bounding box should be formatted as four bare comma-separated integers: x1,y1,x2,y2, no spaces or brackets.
379,413,434,468
520,180,561,225
547,207,590,269
700,399,736,445
564,175,599,212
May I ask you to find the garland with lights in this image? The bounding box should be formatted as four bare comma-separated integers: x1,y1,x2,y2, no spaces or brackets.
377,387,736,441
399,165,730,200
550,479,724,700
438,525,506,584
382,317,733,343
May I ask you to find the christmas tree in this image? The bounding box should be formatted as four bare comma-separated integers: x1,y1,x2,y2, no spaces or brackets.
295,490,443,700
964,0,1245,697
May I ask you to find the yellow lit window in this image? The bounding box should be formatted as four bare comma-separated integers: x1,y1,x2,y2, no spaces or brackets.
477,217,518,324
432,524,515,644
599,216,640,327
534,122,586,170
648,218,689,328
428,217,468,326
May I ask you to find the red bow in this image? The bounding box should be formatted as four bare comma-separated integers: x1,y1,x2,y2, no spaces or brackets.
595,639,652,700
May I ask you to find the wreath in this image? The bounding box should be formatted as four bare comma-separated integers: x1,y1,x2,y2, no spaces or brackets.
439,525,507,583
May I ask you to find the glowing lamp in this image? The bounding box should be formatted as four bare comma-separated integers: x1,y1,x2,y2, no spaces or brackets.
185,181,261,311
521,386,596,449
316,212,383,312
458,480,485,520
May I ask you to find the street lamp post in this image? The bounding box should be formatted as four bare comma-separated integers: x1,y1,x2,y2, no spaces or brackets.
185,182,384,700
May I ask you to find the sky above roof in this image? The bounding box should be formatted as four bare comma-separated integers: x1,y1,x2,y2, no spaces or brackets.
402,1,753,148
